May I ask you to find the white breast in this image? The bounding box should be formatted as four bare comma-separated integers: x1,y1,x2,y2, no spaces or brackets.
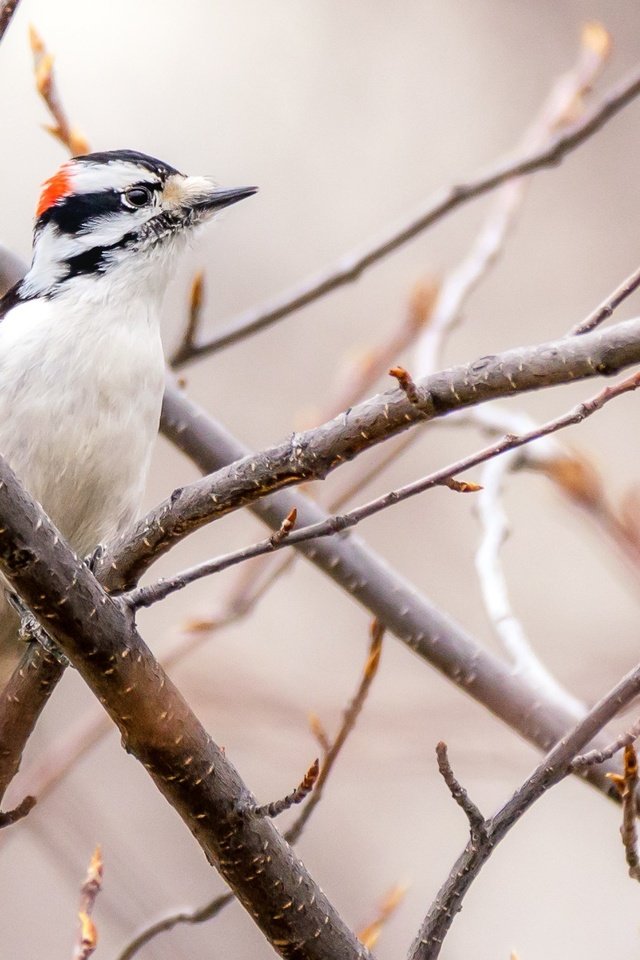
0,288,165,557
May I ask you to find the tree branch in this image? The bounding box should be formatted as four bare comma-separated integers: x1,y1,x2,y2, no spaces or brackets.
127,369,640,612
0,0,20,44
0,455,369,960
106,318,640,592
409,656,640,960
173,61,640,364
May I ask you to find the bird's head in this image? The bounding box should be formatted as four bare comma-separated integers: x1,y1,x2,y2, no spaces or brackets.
23,149,256,301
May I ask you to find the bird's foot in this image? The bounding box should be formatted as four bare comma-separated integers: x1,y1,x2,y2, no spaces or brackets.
86,543,105,574
9,592,69,666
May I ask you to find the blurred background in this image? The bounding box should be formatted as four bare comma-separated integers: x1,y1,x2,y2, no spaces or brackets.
2,1,640,957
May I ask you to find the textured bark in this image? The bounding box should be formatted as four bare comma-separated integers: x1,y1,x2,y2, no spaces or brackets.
0,455,368,960
106,316,640,589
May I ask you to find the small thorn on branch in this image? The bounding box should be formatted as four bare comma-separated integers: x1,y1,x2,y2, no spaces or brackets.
436,741,487,840
269,507,297,547
251,758,320,819
389,365,422,404
0,793,36,828
440,477,483,493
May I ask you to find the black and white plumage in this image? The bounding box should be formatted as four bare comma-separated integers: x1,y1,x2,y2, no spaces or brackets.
0,149,255,564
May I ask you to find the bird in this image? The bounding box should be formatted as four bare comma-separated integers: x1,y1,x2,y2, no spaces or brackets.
0,149,255,647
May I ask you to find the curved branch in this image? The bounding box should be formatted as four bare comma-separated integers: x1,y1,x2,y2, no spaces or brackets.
409,657,640,960
173,62,640,364
107,316,640,590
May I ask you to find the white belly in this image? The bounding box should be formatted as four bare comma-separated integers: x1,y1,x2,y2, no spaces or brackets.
0,295,164,557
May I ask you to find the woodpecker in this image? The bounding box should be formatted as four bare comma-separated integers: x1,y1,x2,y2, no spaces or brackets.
0,148,255,588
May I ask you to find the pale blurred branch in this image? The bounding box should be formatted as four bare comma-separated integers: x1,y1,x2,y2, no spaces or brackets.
572,717,640,769
475,451,585,716
173,55,640,365
415,20,610,376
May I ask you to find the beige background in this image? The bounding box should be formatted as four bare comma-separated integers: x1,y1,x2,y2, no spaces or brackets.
2,1,640,957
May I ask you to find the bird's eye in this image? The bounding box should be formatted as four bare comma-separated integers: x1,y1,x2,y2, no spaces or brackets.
122,186,153,209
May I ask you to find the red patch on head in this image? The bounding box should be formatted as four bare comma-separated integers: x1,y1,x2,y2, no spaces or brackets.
36,166,72,218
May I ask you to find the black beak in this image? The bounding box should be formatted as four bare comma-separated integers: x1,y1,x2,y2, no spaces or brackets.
200,186,258,212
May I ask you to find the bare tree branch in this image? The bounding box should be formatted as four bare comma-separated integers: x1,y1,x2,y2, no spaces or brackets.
410,656,640,960
0,641,64,801
115,619,383,960
0,455,369,960
570,261,640,336
173,61,640,364
103,317,640,594
0,0,20,43
125,367,640,612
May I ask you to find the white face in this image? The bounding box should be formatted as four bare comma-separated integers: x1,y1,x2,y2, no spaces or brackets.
24,150,255,300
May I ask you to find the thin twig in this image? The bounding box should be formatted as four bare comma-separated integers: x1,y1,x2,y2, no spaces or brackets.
570,262,640,335
285,620,384,846
174,55,640,364
607,745,640,881
410,653,640,960
415,21,611,377
169,271,205,368
572,717,640,769
474,452,585,716
73,846,103,960
29,26,89,155
127,369,640,610
435,742,486,839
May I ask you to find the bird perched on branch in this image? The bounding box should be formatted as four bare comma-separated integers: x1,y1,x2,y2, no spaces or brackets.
0,149,255,646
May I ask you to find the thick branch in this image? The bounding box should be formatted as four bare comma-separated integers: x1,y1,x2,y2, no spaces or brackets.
0,456,368,960
175,63,640,363
107,316,640,590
